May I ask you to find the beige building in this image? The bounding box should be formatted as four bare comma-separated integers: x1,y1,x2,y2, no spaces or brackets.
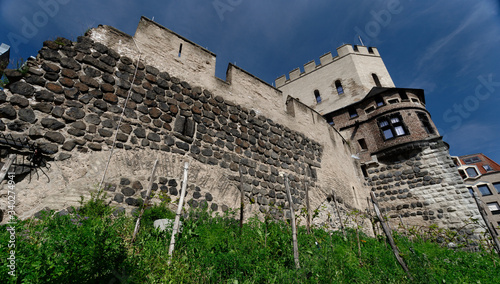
276,45,394,117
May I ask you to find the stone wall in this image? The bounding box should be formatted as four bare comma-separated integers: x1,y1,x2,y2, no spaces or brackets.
365,138,482,234
0,25,367,226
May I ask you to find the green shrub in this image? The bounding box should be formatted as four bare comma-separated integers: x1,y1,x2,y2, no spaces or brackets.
0,213,127,283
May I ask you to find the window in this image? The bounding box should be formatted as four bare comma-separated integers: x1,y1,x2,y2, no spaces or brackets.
178,43,183,57
411,98,420,104
361,165,368,178
368,47,374,54
286,97,295,117
388,99,399,104
378,114,408,140
459,169,467,179
358,139,368,150
336,80,344,95
375,96,384,107
487,202,500,215
493,183,500,194
348,107,358,119
463,156,481,164
483,164,493,172
478,184,492,196
353,45,359,52
325,113,334,125
365,106,375,114
466,167,479,178
314,90,321,103
417,112,435,134
399,90,409,101
372,74,382,87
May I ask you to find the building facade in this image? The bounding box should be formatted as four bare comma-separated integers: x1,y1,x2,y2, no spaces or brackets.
454,153,500,235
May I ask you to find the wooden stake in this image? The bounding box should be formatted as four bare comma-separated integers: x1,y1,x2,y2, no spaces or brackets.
399,214,408,236
356,216,362,260
131,159,159,243
371,192,412,280
472,193,500,257
0,154,16,183
305,181,311,234
366,197,372,218
167,162,189,265
285,174,300,269
332,190,346,239
239,168,244,232
367,196,379,236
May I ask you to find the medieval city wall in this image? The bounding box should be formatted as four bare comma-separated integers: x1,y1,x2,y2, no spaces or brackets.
0,16,484,237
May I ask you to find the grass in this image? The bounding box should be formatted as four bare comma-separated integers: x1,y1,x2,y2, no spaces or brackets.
0,195,499,283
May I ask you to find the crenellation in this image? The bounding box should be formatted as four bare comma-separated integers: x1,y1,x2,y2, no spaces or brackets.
303,60,316,73
275,75,287,88
318,52,333,65
288,67,301,81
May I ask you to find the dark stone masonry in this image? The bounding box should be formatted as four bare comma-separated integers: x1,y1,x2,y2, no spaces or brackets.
362,138,479,231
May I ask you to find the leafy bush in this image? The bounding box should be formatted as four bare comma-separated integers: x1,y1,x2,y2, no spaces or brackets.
0,212,128,283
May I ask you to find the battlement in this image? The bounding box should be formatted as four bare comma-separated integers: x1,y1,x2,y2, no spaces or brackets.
275,44,381,88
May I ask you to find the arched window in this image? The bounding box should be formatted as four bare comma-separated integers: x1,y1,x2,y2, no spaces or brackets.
372,73,381,87
314,90,321,103
324,112,335,125
335,80,344,95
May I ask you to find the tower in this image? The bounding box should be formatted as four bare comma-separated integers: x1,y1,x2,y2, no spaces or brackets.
276,44,483,233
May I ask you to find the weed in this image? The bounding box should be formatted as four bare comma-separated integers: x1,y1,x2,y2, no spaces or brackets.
0,76,8,89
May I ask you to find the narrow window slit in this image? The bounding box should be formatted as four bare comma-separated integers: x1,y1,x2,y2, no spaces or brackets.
178,43,183,57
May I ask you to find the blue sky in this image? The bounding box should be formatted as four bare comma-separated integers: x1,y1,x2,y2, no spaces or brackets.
1,0,499,162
